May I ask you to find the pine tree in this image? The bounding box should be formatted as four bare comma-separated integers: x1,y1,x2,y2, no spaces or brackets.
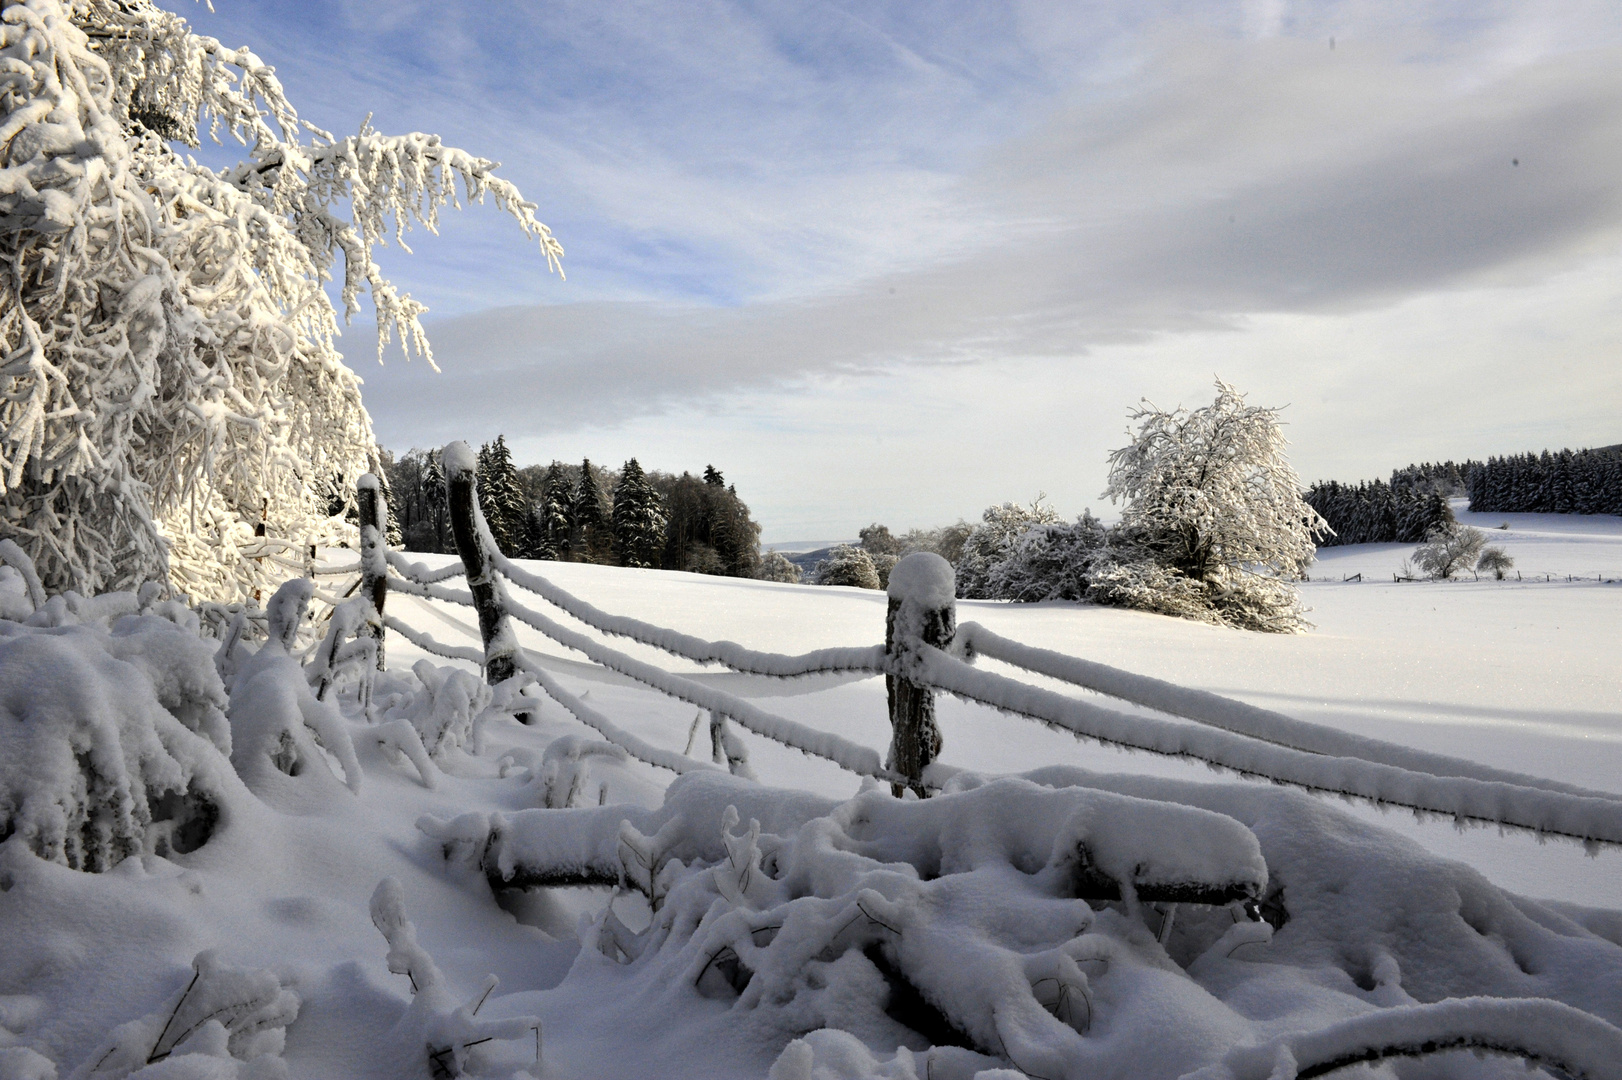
423,451,447,552
611,459,667,569
476,436,527,556
573,459,611,563
703,465,725,488
535,463,573,560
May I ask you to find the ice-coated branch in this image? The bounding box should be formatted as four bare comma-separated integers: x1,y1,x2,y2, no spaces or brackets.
1181,997,1622,1080
370,878,542,1077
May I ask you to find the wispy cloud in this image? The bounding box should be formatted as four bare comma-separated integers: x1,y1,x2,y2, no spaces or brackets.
182,1,1622,537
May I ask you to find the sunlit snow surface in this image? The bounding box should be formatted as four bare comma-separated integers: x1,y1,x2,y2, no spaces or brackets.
1,511,1618,1079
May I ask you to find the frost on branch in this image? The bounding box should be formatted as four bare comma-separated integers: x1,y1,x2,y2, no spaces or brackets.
0,615,233,870
0,0,562,602
369,877,542,1079
71,950,299,1079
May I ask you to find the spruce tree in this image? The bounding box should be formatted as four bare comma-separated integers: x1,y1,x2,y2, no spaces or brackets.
476,436,527,556
611,459,667,569
536,463,573,560
573,459,611,563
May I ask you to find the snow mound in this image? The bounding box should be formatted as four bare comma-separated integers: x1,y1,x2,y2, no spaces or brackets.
0,621,236,871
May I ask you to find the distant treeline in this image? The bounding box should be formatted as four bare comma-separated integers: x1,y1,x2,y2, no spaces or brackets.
1303,483,1454,547
380,439,761,578
1465,447,1622,516
1306,443,1621,545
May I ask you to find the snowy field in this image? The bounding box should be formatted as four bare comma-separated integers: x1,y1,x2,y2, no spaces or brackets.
2,517,1620,1079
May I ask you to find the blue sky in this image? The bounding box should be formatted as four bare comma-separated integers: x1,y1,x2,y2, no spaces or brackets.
182,0,1622,541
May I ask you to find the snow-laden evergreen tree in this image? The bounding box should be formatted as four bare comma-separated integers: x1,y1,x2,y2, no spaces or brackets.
573,459,611,562
475,436,525,556
1100,380,1326,631
534,462,572,560
610,458,666,569
0,0,562,600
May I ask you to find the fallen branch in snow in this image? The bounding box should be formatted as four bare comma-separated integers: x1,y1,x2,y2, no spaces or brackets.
370,878,542,1078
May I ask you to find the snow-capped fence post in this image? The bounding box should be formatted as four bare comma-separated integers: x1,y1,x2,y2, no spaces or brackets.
444,442,520,686
357,474,388,670
884,553,957,797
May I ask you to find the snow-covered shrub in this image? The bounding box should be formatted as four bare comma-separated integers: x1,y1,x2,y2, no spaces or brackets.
954,500,1065,599
0,0,561,602
755,551,802,584
369,878,542,1078
1413,524,1488,580
815,546,881,590
440,767,1622,1080
527,734,628,809
1477,545,1514,579
983,513,1108,603
1099,381,1326,631
226,581,361,799
378,660,530,762
70,950,299,1079
0,616,234,870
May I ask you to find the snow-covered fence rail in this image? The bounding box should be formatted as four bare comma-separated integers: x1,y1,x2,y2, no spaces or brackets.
376,442,1622,848
954,621,1622,803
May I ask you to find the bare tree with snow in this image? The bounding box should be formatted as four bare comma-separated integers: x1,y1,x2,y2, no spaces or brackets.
0,0,562,602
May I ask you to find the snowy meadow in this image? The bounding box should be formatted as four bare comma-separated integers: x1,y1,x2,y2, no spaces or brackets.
1,504,1619,1080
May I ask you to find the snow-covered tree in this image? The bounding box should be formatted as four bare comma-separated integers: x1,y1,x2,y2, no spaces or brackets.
1476,545,1514,580
1100,380,1325,631
610,458,666,569
815,544,880,589
955,499,1064,599
476,436,526,557
573,459,611,563
534,462,572,560
1412,523,1487,580
755,549,801,583
0,0,562,601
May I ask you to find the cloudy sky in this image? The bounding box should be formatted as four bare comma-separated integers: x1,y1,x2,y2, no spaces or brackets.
185,0,1622,542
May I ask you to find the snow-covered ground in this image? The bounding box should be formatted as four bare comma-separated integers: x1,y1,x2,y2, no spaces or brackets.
3,518,1620,1079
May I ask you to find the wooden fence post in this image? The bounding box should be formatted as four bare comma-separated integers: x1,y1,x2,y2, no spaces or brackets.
356,473,388,670
443,441,520,687
884,552,956,798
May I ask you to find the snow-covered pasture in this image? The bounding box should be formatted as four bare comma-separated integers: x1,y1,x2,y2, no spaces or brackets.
0,523,1619,1079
